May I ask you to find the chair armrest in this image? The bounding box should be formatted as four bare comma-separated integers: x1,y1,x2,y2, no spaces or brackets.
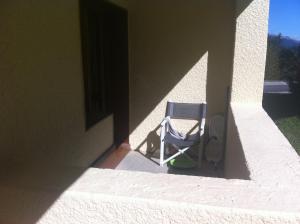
160,117,169,127
199,117,206,137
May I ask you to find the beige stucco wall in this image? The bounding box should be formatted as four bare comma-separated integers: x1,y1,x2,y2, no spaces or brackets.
109,0,128,9
231,0,270,104
0,0,113,168
1,167,300,223
1,1,300,223
0,0,237,163
225,0,270,178
225,106,251,180
128,0,235,152
226,104,300,185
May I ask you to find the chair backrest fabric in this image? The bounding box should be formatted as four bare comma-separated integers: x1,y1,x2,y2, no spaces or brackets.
165,102,207,120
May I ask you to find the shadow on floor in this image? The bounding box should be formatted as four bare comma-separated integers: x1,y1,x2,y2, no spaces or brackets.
94,143,224,178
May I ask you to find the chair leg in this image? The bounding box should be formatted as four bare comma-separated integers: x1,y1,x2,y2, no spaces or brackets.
160,141,165,167
160,122,166,167
198,138,204,168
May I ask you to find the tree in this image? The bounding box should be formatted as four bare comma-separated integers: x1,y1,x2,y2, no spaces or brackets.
265,34,282,80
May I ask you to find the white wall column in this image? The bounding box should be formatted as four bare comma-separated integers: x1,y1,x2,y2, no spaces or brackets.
230,0,270,104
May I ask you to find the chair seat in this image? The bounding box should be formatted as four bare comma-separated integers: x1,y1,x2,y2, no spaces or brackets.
164,131,200,148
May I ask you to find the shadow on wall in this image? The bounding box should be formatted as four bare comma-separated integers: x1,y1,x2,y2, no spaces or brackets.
135,124,160,163
0,0,255,222
0,165,87,223
225,108,251,180
235,0,254,18
129,0,236,152
0,0,112,223
135,122,199,162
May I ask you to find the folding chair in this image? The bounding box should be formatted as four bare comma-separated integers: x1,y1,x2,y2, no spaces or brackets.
160,101,207,167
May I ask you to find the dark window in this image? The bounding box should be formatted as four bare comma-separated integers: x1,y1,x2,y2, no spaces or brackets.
80,0,113,129
80,0,129,145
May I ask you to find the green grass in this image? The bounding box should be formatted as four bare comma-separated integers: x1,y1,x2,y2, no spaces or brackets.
275,116,300,155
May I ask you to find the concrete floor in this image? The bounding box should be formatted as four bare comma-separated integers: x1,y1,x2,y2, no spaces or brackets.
116,151,224,177
94,144,224,177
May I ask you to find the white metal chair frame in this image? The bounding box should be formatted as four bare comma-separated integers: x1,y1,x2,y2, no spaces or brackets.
159,102,206,167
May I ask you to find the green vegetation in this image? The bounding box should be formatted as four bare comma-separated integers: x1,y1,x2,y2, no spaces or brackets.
263,34,300,156
265,34,300,82
275,116,300,155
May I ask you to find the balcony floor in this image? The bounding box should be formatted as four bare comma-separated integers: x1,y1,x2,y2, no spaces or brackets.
94,143,224,177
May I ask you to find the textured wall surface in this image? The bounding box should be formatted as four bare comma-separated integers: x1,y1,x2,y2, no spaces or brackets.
231,0,270,103
225,106,251,180
0,0,113,167
109,0,128,8
128,0,235,152
1,168,300,223
2,0,300,223
224,0,270,180
226,104,300,185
